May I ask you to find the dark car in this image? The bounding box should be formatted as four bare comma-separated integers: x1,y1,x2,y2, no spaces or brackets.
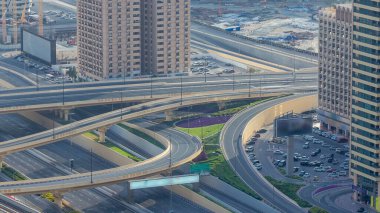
356,207,365,212
254,133,261,138
311,152,318,157
257,129,267,133
327,158,333,163
300,161,310,166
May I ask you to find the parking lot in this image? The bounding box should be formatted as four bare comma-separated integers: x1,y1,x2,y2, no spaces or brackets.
190,52,247,76
245,126,350,182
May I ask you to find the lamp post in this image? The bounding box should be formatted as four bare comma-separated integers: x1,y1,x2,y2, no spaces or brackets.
90,148,93,184
180,76,183,105
248,71,252,97
62,71,65,105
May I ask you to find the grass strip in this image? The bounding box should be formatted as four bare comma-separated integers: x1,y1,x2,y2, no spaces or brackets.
1,164,27,181
176,124,224,139
118,124,166,149
83,131,143,162
308,206,329,213
265,176,312,208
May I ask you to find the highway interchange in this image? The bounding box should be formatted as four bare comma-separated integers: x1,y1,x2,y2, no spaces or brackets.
0,2,328,211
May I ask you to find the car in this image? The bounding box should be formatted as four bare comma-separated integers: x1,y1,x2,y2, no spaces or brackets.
299,171,305,177
322,143,330,147
314,167,323,172
326,168,336,173
339,171,347,176
329,146,336,150
311,151,318,157
327,158,333,163
245,147,254,152
254,133,261,138
357,207,365,212
332,159,339,165
345,152,350,157
303,173,310,178
320,154,326,159
273,150,283,155
293,167,300,172
300,156,310,161
300,161,310,166
343,165,349,170
274,160,281,166
302,144,309,149
252,160,260,165
328,172,338,178
254,163,262,170
249,155,255,160
257,129,267,133
278,160,286,167
312,138,320,143
246,145,254,149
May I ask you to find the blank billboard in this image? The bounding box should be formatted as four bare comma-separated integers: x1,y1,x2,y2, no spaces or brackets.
274,116,312,137
129,174,199,190
21,30,56,64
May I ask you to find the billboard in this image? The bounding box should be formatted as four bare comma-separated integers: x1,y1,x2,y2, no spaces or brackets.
274,114,312,137
129,174,199,190
21,30,56,65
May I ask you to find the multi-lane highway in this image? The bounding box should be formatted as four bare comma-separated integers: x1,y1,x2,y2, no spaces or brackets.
220,94,310,213
0,73,317,113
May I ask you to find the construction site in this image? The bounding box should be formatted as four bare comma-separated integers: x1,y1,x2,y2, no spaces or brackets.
192,0,351,52
0,0,69,45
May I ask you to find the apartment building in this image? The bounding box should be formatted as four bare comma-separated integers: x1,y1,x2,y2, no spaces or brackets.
141,0,191,75
317,4,352,139
77,0,141,80
350,0,380,209
78,0,191,80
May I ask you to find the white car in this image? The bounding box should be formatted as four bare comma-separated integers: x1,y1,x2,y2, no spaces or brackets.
303,173,311,178
273,150,283,155
339,171,347,176
320,154,326,159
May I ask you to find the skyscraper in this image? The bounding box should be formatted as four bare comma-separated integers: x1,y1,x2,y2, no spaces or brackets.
141,0,191,75
351,0,380,209
77,0,141,80
317,5,352,139
77,0,191,80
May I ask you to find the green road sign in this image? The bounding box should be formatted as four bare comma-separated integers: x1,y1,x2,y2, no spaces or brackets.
190,163,210,175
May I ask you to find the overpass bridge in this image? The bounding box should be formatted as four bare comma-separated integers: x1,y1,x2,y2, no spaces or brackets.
0,73,317,115
0,88,315,196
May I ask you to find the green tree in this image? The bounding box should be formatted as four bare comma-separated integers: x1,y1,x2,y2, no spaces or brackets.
66,67,77,81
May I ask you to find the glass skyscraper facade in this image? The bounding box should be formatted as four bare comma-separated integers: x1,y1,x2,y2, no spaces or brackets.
351,0,380,206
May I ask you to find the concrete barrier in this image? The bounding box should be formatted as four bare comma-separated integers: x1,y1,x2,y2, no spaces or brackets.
19,111,133,166
242,94,318,145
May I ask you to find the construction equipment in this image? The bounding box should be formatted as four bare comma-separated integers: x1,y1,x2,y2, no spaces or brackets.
38,0,43,36
1,0,6,43
20,0,29,24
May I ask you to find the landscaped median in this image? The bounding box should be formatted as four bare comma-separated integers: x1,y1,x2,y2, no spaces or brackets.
173,98,283,201
265,176,311,208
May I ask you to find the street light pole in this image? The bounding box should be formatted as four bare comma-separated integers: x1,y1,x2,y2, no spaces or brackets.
150,71,153,98
249,71,251,97
36,67,39,91
180,76,183,105
90,148,93,184
232,68,235,91
62,72,65,105
169,136,173,213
